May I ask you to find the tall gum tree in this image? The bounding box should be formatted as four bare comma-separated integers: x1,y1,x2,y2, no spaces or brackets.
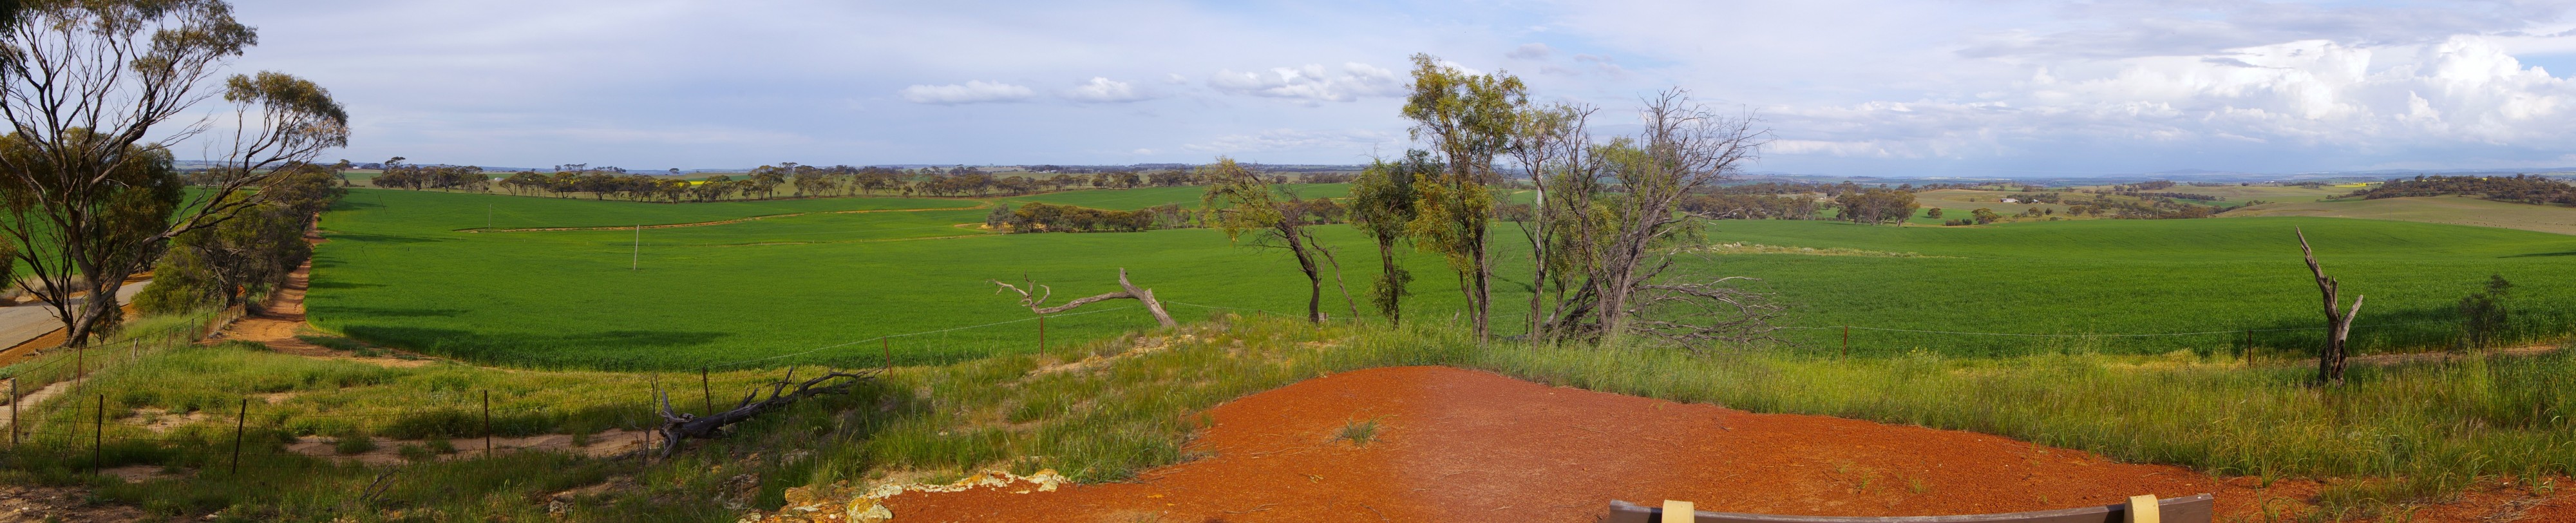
1401,53,1524,341
0,0,348,347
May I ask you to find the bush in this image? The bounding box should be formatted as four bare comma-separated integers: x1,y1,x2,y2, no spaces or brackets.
331,430,377,455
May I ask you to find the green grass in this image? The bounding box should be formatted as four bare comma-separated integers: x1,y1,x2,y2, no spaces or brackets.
311,186,2575,372
308,187,1498,370
1696,218,2576,357
15,311,2574,520
0,322,857,522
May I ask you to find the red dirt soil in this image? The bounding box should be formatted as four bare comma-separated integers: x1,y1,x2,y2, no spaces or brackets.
881,366,2576,523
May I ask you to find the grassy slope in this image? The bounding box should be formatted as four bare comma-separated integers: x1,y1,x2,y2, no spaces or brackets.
31,314,2570,521
2221,196,2576,236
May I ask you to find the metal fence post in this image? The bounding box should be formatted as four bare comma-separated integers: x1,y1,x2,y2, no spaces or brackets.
1841,326,1851,359
699,368,712,415
7,378,15,450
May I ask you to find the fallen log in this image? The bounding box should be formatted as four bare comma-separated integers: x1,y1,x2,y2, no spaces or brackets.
990,268,1178,328
654,368,877,458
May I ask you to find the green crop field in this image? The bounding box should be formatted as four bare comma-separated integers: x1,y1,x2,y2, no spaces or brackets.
307,187,2576,371
308,187,1510,370
1700,217,2576,357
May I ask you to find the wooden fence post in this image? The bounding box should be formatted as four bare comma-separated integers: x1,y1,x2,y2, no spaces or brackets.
92,394,104,472
882,338,891,371
1038,315,1046,352
230,397,247,474
1841,326,1851,359
699,367,712,415
2242,330,2253,367
482,391,493,459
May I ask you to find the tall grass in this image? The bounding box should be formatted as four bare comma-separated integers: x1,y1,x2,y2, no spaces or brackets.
19,312,2571,520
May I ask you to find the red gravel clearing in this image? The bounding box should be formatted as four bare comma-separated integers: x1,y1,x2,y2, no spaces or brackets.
888,366,2232,521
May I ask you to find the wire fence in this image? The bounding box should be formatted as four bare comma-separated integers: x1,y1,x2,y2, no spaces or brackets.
0,297,1314,473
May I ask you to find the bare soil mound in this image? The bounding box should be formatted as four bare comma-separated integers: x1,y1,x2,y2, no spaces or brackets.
877,366,2576,522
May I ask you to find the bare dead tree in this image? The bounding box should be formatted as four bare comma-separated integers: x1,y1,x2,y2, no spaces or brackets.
2297,227,2363,385
990,268,1178,328
653,368,876,458
1535,90,1779,351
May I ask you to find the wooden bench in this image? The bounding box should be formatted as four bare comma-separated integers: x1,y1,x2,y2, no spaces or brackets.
1607,494,2213,523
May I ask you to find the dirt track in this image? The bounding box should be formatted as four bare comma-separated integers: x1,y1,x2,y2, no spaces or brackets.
876,366,2576,522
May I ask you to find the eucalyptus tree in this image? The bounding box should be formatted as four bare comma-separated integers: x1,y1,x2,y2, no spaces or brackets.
0,1,348,347
1202,157,1356,323
1399,53,1524,340
1347,149,1434,324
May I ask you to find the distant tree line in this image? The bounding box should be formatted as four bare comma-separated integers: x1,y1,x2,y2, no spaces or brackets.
989,202,1204,233
367,160,1294,203
2349,175,2576,205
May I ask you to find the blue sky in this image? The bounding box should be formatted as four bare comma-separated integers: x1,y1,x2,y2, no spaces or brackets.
207,0,2576,176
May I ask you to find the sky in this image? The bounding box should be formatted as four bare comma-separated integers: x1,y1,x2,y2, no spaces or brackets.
201,0,2576,177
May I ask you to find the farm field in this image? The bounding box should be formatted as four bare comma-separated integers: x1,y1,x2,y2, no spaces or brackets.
2222,195,2576,236
305,187,2576,371
1701,217,2576,357
308,187,1511,370
2127,184,2358,202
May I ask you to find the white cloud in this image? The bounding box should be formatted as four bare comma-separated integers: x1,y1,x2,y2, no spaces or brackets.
1756,35,2576,166
1207,62,1407,103
1507,43,1554,60
1062,77,1154,103
1182,128,1394,154
1164,73,1189,85
900,81,1035,105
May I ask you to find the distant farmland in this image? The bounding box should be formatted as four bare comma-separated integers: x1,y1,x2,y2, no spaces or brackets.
306,187,2576,370
2223,195,2576,236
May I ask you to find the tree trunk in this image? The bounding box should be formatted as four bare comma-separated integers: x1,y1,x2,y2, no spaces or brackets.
2298,227,2363,385
1470,222,1491,341
1376,237,1403,325
654,369,874,457
1285,226,1323,323
992,269,1178,328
